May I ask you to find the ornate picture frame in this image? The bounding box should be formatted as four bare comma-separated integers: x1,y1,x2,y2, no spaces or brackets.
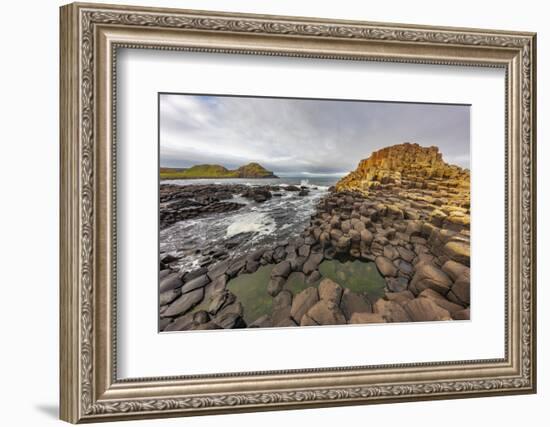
60,2,536,423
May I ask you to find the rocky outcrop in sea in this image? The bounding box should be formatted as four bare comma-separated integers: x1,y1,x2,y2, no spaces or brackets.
159,143,471,331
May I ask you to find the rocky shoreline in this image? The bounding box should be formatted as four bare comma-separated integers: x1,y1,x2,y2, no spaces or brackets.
159,143,471,331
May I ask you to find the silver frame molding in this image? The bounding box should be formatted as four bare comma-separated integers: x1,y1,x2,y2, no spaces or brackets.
60,2,537,423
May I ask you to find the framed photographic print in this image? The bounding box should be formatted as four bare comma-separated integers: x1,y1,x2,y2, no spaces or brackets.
59,2,537,423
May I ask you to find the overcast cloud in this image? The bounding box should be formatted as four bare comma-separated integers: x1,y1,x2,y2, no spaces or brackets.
160,94,470,175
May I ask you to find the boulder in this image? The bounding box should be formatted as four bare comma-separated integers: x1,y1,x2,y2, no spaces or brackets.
180,274,210,294
163,312,194,331
441,260,469,281
375,256,398,277
418,289,464,314
290,287,319,324
383,245,400,260
302,253,324,275
443,241,470,266
397,246,416,262
271,261,292,278
340,288,372,320
271,290,293,325
448,270,470,305
207,260,230,281
305,300,346,325
159,272,183,293
159,288,181,306
267,276,286,297
318,278,343,305
215,312,247,329
403,298,452,322
298,244,311,258
385,276,409,292
208,290,236,315
349,312,385,324
409,263,452,295
384,290,415,306
373,299,411,322
161,287,204,318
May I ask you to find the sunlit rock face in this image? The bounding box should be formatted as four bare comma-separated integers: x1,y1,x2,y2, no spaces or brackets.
335,142,470,204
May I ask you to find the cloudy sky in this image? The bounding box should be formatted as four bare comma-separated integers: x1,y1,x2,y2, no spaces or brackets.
160,93,470,175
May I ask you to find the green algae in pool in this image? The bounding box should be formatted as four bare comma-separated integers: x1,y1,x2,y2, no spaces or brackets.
320,260,386,301
286,260,385,301
226,265,274,324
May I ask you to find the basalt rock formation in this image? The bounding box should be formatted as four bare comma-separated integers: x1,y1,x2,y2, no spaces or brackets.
336,142,469,202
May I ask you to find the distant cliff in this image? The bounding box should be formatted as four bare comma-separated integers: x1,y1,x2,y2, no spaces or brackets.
160,162,278,179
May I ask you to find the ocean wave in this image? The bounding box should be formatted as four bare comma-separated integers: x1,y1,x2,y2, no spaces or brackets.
225,211,276,238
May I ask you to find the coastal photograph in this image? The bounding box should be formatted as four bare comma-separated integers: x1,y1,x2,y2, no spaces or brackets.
158,94,471,332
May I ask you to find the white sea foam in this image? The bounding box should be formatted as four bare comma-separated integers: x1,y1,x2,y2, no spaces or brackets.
300,179,309,187
225,211,276,238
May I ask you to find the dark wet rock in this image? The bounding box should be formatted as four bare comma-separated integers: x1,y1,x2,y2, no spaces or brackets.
271,261,292,278
181,274,210,294
161,253,179,264
162,287,204,318
226,258,246,278
306,270,322,284
208,274,227,295
395,259,414,277
285,185,300,191
183,267,208,282
163,312,194,331
215,312,247,329
207,260,230,281
291,287,319,324
160,288,181,306
208,290,236,315
298,245,311,258
298,189,309,196
303,253,323,275
159,273,182,293
385,276,409,292
267,276,286,297
245,259,260,274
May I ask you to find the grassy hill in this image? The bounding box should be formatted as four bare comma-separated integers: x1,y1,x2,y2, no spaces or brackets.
160,163,277,179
